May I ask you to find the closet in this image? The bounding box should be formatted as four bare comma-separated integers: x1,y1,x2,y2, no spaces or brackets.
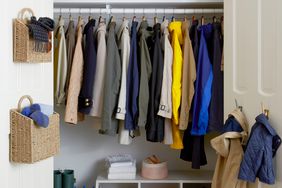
52,0,282,188
1,0,281,188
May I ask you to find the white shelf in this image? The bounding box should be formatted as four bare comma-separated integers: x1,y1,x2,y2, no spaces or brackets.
96,170,213,188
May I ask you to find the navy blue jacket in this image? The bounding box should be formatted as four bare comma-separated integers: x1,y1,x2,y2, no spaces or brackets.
78,19,97,114
238,114,281,184
125,21,139,131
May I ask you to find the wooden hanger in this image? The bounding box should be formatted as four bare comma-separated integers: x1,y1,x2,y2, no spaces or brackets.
201,16,205,25
154,16,158,24
142,15,146,21
213,16,217,23
132,15,136,22
192,15,195,22
261,102,270,119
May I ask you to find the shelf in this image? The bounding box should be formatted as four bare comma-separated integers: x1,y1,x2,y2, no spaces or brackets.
96,170,213,184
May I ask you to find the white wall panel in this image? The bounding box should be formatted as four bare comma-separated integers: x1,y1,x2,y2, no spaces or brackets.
0,0,54,188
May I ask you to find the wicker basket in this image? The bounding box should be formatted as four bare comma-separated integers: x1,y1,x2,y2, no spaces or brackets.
13,8,51,63
10,95,60,163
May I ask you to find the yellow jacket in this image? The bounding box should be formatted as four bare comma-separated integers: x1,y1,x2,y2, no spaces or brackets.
168,21,183,149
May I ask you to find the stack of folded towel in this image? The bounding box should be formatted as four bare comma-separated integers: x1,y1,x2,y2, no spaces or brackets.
105,154,136,179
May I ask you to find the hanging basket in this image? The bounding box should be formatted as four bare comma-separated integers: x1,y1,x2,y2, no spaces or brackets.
13,8,52,63
10,95,60,163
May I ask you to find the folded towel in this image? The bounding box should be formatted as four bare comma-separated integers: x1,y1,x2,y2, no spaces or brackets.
107,173,136,180
30,111,49,128
106,154,134,166
108,166,136,174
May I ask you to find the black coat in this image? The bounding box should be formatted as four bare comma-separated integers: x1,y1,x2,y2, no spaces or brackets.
146,23,165,142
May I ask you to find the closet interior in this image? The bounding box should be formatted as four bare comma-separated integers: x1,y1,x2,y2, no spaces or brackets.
53,1,224,187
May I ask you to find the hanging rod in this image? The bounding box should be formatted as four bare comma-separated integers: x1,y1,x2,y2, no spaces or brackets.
54,0,223,9
53,8,223,14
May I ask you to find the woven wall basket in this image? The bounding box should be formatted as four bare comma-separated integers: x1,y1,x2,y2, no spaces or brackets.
13,8,51,63
10,95,60,163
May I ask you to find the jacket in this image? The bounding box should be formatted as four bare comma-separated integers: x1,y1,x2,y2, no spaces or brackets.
146,23,165,142
211,108,249,188
158,19,173,145
168,21,183,126
116,19,132,145
191,24,213,135
54,18,67,105
65,19,76,97
78,19,97,114
208,22,224,132
189,20,199,65
238,114,281,185
125,21,139,131
179,20,197,130
168,21,184,150
137,20,152,127
100,21,121,135
65,18,85,124
89,19,107,117
158,19,172,119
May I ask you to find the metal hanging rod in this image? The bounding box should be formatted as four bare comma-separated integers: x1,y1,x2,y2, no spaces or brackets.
54,8,223,14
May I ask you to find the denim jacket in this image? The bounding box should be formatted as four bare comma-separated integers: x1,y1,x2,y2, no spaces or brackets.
238,114,281,184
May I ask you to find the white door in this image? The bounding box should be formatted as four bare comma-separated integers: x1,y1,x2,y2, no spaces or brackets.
225,0,282,187
0,0,54,188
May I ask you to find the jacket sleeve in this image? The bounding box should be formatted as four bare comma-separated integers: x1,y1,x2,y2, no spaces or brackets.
238,132,264,183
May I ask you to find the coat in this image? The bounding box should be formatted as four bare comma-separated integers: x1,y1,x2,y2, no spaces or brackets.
78,19,97,114
191,24,213,135
100,21,121,135
116,19,132,145
208,22,224,132
146,23,164,142
65,19,76,97
65,18,85,124
137,20,152,127
211,108,249,188
179,20,196,130
124,21,139,131
238,114,281,185
168,21,183,149
158,19,173,145
89,19,107,117
54,18,67,105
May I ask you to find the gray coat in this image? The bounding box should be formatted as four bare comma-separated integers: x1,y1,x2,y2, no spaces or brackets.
100,22,121,135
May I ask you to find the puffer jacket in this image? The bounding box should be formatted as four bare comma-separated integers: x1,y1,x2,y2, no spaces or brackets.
238,113,281,185
211,108,249,188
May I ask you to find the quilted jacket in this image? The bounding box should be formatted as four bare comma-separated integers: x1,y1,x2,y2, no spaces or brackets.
238,114,281,184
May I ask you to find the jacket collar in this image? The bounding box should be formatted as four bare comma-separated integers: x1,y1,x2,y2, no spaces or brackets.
256,113,277,136
117,19,129,40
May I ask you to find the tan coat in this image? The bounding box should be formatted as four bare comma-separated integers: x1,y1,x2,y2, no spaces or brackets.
179,20,197,130
65,19,85,124
211,108,249,188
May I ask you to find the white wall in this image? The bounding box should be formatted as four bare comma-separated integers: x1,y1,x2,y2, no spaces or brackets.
0,1,53,188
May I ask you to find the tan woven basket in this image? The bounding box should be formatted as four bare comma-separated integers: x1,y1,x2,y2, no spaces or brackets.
10,95,60,163
13,8,51,63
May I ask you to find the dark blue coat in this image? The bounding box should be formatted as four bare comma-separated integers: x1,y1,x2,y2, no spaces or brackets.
238,114,281,184
125,21,139,131
78,19,97,114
